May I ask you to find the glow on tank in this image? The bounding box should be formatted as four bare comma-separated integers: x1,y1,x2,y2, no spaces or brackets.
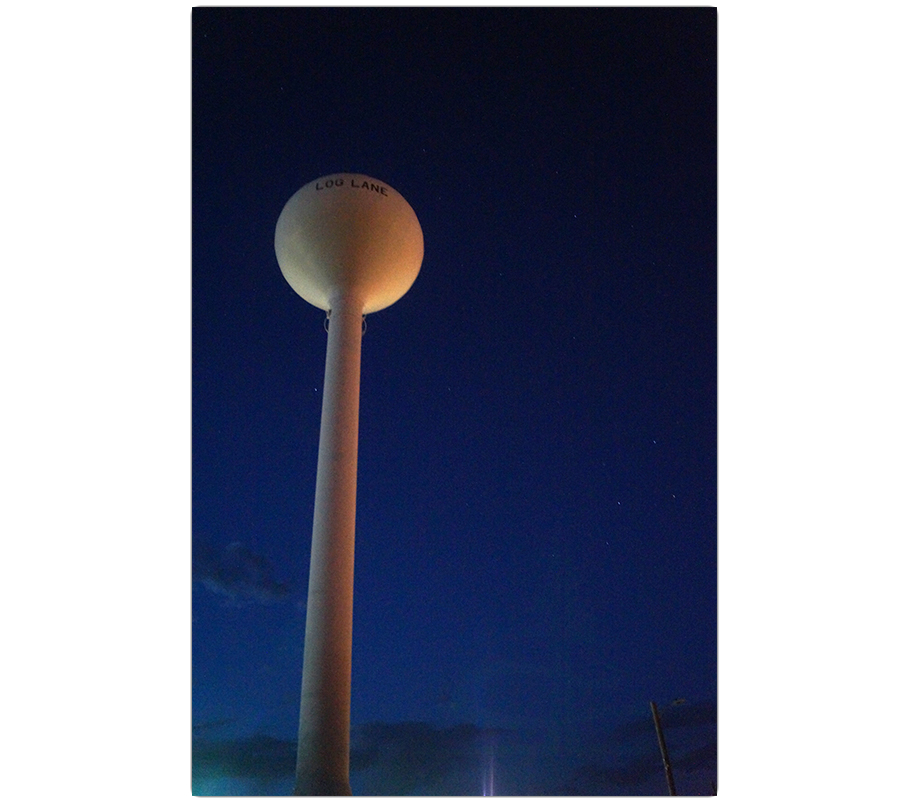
275,172,424,314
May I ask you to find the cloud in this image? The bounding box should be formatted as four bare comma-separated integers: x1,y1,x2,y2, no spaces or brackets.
191,722,493,795
607,699,717,742
192,717,238,737
574,751,664,788
190,714,716,796
571,740,717,791
192,734,295,786
193,540,291,605
675,739,718,772
565,700,717,794
351,721,488,795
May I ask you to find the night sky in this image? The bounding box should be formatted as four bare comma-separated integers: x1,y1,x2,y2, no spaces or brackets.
192,7,716,796
7,5,898,804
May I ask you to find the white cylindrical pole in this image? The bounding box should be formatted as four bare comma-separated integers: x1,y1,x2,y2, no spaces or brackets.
294,292,364,796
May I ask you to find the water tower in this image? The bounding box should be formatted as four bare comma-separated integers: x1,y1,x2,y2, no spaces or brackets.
274,173,424,795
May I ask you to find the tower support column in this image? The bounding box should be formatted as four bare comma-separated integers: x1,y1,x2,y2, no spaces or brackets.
294,292,364,796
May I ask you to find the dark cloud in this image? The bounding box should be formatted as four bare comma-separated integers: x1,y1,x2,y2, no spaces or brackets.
608,699,717,742
564,701,717,794
571,740,717,791
190,716,716,796
351,721,488,795
191,722,492,795
193,540,291,605
575,751,663,788
192,717,238,737
192,734,295,784
676,739,718,772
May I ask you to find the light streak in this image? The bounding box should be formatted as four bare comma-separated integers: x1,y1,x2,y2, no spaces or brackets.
481,740,495,796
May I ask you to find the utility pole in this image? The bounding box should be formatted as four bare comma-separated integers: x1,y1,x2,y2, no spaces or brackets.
650,701,677,796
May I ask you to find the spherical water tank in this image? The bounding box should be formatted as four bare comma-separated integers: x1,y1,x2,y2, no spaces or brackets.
275,173,424,314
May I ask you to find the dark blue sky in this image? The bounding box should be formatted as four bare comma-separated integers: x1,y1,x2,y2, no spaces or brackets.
192,8,716,796
5,6,896,804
